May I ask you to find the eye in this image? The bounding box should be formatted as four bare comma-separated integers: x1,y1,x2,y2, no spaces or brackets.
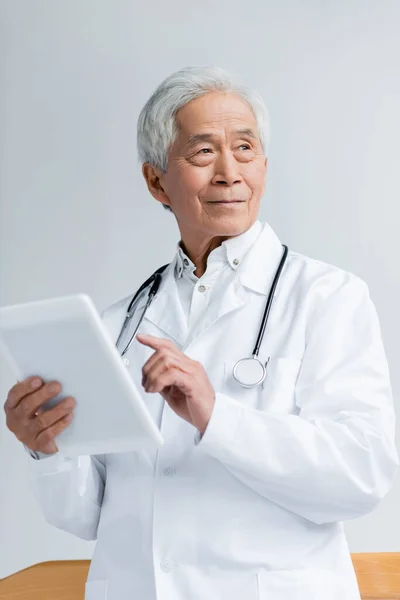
238,144,251,151
198,148,212,154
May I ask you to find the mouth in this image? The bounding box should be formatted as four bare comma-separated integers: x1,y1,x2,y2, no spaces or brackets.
207,200,246,205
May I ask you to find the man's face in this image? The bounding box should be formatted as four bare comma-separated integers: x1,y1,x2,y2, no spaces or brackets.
146,92,267,239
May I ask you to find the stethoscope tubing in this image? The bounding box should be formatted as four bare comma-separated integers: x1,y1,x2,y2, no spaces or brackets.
116,267,167,356
116,244,288,387
252,244,288,357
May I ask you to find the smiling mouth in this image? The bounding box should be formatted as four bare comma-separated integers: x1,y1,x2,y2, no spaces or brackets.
207,200,246,204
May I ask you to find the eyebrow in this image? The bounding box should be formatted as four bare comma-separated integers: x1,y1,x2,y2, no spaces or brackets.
186,128,258,147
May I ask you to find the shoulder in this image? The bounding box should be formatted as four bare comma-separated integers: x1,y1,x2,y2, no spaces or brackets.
101,261,173,322
285,250,371,315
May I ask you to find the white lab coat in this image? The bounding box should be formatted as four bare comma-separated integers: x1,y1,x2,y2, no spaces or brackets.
29,222,398,600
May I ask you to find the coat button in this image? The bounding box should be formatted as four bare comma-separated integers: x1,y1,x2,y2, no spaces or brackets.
183,259,189,266
123,358,130,366
163,467,176,477
233,258,239,266
198,285,206,293
160,560,172,572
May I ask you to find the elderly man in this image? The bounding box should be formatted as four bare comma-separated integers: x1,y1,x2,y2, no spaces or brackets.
4,67,398,600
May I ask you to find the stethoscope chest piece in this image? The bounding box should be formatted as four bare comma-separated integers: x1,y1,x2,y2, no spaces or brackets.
232,356,270,389
116,244,288,389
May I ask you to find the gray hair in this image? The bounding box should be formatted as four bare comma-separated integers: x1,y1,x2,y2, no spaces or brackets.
137,67,270,211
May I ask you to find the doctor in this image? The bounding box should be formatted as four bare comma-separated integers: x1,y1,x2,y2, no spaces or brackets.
4,66,399,600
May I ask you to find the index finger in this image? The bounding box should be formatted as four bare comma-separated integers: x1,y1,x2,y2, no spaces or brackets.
136,334,176,351
5,376,43,410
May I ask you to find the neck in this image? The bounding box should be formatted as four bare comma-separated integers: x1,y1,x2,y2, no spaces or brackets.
180,235,230,278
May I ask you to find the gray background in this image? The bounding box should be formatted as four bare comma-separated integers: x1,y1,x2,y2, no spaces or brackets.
1,0,399,579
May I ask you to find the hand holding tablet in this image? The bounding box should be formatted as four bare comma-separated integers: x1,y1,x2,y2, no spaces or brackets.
4,376,76,455
0,294,164,457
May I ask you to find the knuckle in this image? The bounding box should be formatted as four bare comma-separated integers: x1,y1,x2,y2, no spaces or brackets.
8,381,20,395
6,389,15,405
6,413,24,436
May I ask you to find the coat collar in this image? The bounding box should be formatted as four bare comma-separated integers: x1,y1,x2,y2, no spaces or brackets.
238,221,286,296
175,220,264,280
134,221,286,347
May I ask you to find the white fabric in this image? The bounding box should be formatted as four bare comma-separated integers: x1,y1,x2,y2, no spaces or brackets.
174,220,263,328
27,221,398,600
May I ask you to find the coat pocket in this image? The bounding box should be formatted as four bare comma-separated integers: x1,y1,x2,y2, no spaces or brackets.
85,579,108,600
257,568,343,600
223,357,302,414
172,566,260,600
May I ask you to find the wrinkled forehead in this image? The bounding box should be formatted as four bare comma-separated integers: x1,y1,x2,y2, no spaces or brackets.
174,91,259,142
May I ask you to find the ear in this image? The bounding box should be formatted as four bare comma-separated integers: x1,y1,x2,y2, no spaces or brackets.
142,163,172,209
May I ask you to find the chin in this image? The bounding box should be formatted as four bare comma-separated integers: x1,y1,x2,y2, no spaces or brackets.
209,214,257,237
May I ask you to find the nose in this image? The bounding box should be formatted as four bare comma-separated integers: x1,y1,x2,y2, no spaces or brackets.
211,150,243,186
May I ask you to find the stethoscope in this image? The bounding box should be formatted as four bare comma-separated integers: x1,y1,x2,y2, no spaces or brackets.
115,244,288,389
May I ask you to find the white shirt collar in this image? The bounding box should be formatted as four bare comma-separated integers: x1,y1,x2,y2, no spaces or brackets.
175,220,263,280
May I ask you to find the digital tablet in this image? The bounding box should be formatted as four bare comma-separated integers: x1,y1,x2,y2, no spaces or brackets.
0,294,164,456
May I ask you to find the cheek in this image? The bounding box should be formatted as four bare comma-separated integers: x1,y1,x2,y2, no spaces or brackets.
171,164,210,198
244,161,266,192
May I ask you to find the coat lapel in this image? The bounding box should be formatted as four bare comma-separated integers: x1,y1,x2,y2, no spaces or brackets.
135,222,285,349
135,261,188,347
135,259,250,350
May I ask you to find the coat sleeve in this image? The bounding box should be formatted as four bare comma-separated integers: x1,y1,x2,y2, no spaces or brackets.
28,452,106,541
26,305,117,540
196,275,399,525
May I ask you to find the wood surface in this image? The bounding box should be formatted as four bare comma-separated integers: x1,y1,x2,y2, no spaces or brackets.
0,554,399,599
